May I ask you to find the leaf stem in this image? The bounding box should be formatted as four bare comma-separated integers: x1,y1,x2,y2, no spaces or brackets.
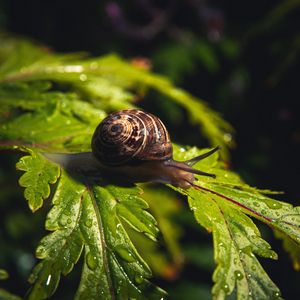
193,184,274,223
86,184,116,300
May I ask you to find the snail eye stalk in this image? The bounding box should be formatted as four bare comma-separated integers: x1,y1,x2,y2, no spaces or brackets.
184,146,221,166
165,146,220,178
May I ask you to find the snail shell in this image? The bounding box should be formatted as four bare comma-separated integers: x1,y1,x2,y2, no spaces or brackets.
91,109,172,166
91,109,219,189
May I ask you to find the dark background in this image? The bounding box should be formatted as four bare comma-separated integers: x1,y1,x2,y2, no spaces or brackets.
0,0,299,299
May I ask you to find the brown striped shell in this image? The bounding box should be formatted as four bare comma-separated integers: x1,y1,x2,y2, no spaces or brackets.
91,109,173,166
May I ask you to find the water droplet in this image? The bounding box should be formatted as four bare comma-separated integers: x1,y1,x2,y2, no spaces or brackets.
90,62,99,69
253,202,260,207
85,219,93,228
223,133,232,143
219,242,224,247
240,245,252,256
59,217,68,227
46,274,52,286
233,258,238,264
248,291,252,296
67,218,72,224
180,147,186,152
222,283,230,293
247,274,252,278
87,274,94,281
251,265,256,271
261,209,267,214
273,291,281,298
79,74,87,81
234,270,244,280
272,202,282,209
265,200,282,210
86,252,97,270
135,275,144,284
115,245,135,262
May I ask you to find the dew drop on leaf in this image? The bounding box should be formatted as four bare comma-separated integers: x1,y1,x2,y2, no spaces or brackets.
87,274,94,281
240,245,252,256
273,291,281,298
253,202,260,207
135,275,144,284
90,62,99,69
85,219,93,228
271,202,282,209
59,216,68,227
222,283,230,293
260,198,282,210
115,245,135,262
234,270,244,280
223,133,232,143
79,74,87,81
67,218,72,224
45,274,52,286
86,252,97,270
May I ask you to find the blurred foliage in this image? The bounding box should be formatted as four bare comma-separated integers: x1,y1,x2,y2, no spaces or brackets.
0,0,299,299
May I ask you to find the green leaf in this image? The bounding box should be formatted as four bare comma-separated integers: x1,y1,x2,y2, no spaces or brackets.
26,167,166,300
2,33,300,300
274,229,300,270
0,289,22,300
171,146,300,299
16,149,60,211
0,269,8,280
0,269,22,300
128,187,184,279
0,35,234,154
0,83,106,152
107,185,159,241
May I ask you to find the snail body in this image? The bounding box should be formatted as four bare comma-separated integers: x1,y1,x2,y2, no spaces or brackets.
91,109,219,189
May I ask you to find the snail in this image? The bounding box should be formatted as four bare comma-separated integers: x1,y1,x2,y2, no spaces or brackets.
91,109,220,189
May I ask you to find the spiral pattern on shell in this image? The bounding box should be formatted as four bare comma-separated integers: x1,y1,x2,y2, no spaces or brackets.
91,109,173,166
